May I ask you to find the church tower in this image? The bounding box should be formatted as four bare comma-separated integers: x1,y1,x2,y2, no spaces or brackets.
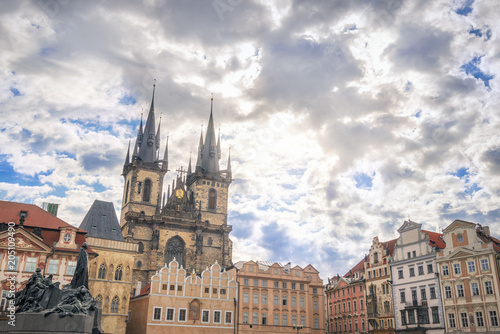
120,89,233,290
120,83,168,226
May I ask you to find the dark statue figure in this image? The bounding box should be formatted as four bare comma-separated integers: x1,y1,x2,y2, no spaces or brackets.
71,242,89,289
10,243,103,333
151,229,159,250
195,228,203,255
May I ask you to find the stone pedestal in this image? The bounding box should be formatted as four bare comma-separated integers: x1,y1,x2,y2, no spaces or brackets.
0,312,94,333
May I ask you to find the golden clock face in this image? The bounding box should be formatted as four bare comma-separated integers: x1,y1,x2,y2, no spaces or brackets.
175,188,184,198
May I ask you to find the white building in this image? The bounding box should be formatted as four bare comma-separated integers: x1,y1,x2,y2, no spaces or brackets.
390,221,446,334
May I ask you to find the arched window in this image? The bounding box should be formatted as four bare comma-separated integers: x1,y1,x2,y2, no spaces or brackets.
208,237,213,246
115,264,123,281
208,188,216,210
165,236,185,268
96,295,102,309
98,264,107,279
137,261,142,269
110,296,119,314
125,180,129,204
138,242,144,254
143,179,151,202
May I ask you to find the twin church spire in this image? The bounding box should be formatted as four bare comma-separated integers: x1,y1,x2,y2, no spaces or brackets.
124,84,231,180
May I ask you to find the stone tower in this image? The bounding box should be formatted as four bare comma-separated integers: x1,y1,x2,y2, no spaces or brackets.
120,89,233,290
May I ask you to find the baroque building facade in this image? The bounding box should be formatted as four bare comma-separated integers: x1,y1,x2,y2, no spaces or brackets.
119,85,233,291
228,260,325,333
326,258,368,334
390,220,446,334
365,236,397,334
435,219,500,334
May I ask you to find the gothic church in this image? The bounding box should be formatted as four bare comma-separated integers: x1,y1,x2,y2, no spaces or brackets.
119,84,233,288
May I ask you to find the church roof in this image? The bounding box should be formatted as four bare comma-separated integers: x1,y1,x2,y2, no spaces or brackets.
79,200,124,241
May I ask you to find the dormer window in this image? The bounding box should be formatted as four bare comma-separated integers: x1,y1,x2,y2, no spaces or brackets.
63,233,71,242
374,252,379,264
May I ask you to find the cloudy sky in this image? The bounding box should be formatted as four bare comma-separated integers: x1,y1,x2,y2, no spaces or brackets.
1,0,499,279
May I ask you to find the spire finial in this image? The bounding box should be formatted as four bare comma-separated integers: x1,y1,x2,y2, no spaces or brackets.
153,78,156,87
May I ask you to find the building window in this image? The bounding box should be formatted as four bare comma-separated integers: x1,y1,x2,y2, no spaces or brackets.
225,311,232,324
445,286,452,299
457,284,464,298
273,314,279,325
400,290,406,303
47,259,59,275
251,312,258,324
427,263,433,273
314,318,319,329
413,250,416,257
153,307,162,321
453,263,461,275
461,312,469,327
384,301,390,313
274,295,279,305
244,278,249,286
432,307,440,323
253,294,258,304
300,283,304,291
282,282,287,289
409,267,415,277
401,311,407,325
471,282,479,296
66,260,77,276
110,296,119,314
430,286,436,299
314,300,319,310
254,279,259,286
374,252,379,263
291,296,297,306
491,311,499,326
262,280,267,287
208,188,216,210
165,236,185,268
243,293,249,303
262,294,267,304
442,265,449,276
481,259,490,270
485,281,494,295
408,310,416,324
476,311,484,327
282,314,288,326
203,310,210,323
138,242,144,254
418,265,424,275
360,299,364,310
261,313,267,325
291,282,296,289
301,315,306,326
300,297,305,307
125,180,129,203
448,313,456,328
95,295,102,309
179,309,187,322
398,269,404,279
468,261,476,272
419,309,430,324
214,311,221,324
143,179,151,202
115,264,123,281
274,281,279,288
25,257,37,272
353,300,357,311
282,296,287,306
313,287,318,294
98,264,107,279
292,315,297,326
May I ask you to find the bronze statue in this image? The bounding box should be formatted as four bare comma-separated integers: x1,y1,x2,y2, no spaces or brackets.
71,242,89,289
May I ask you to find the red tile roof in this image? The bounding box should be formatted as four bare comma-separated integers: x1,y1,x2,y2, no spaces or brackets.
422,230,446,249
0,200,95,254
0,200,86,232
344,257,365,277
133,283,151,298
384,238,398,256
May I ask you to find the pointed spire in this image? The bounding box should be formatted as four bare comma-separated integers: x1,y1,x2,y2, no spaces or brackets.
133,113,144,158
156,114,161,151
226,148,232,179
162,135,169,171
187,152,192,175
138,81,157,163
217,126,221,160
201,95,219,173
124,140,131,165
196,123,203,169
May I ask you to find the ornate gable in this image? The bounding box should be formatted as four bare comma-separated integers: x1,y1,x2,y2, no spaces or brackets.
443,219,475,233
0,227,51,253
397,220,421,233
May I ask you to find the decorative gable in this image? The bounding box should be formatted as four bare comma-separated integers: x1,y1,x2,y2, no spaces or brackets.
54,226,79,249
0,228,51,253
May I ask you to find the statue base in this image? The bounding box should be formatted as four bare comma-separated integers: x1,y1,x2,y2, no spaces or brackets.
0,312,94,333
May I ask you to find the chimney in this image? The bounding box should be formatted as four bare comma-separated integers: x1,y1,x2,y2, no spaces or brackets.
483,226,490,237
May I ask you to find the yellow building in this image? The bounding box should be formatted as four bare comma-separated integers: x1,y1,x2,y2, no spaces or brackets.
119,86,233,291
228,260,326,333
80,200,139,334
435,219,500,333
126,259,237,334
